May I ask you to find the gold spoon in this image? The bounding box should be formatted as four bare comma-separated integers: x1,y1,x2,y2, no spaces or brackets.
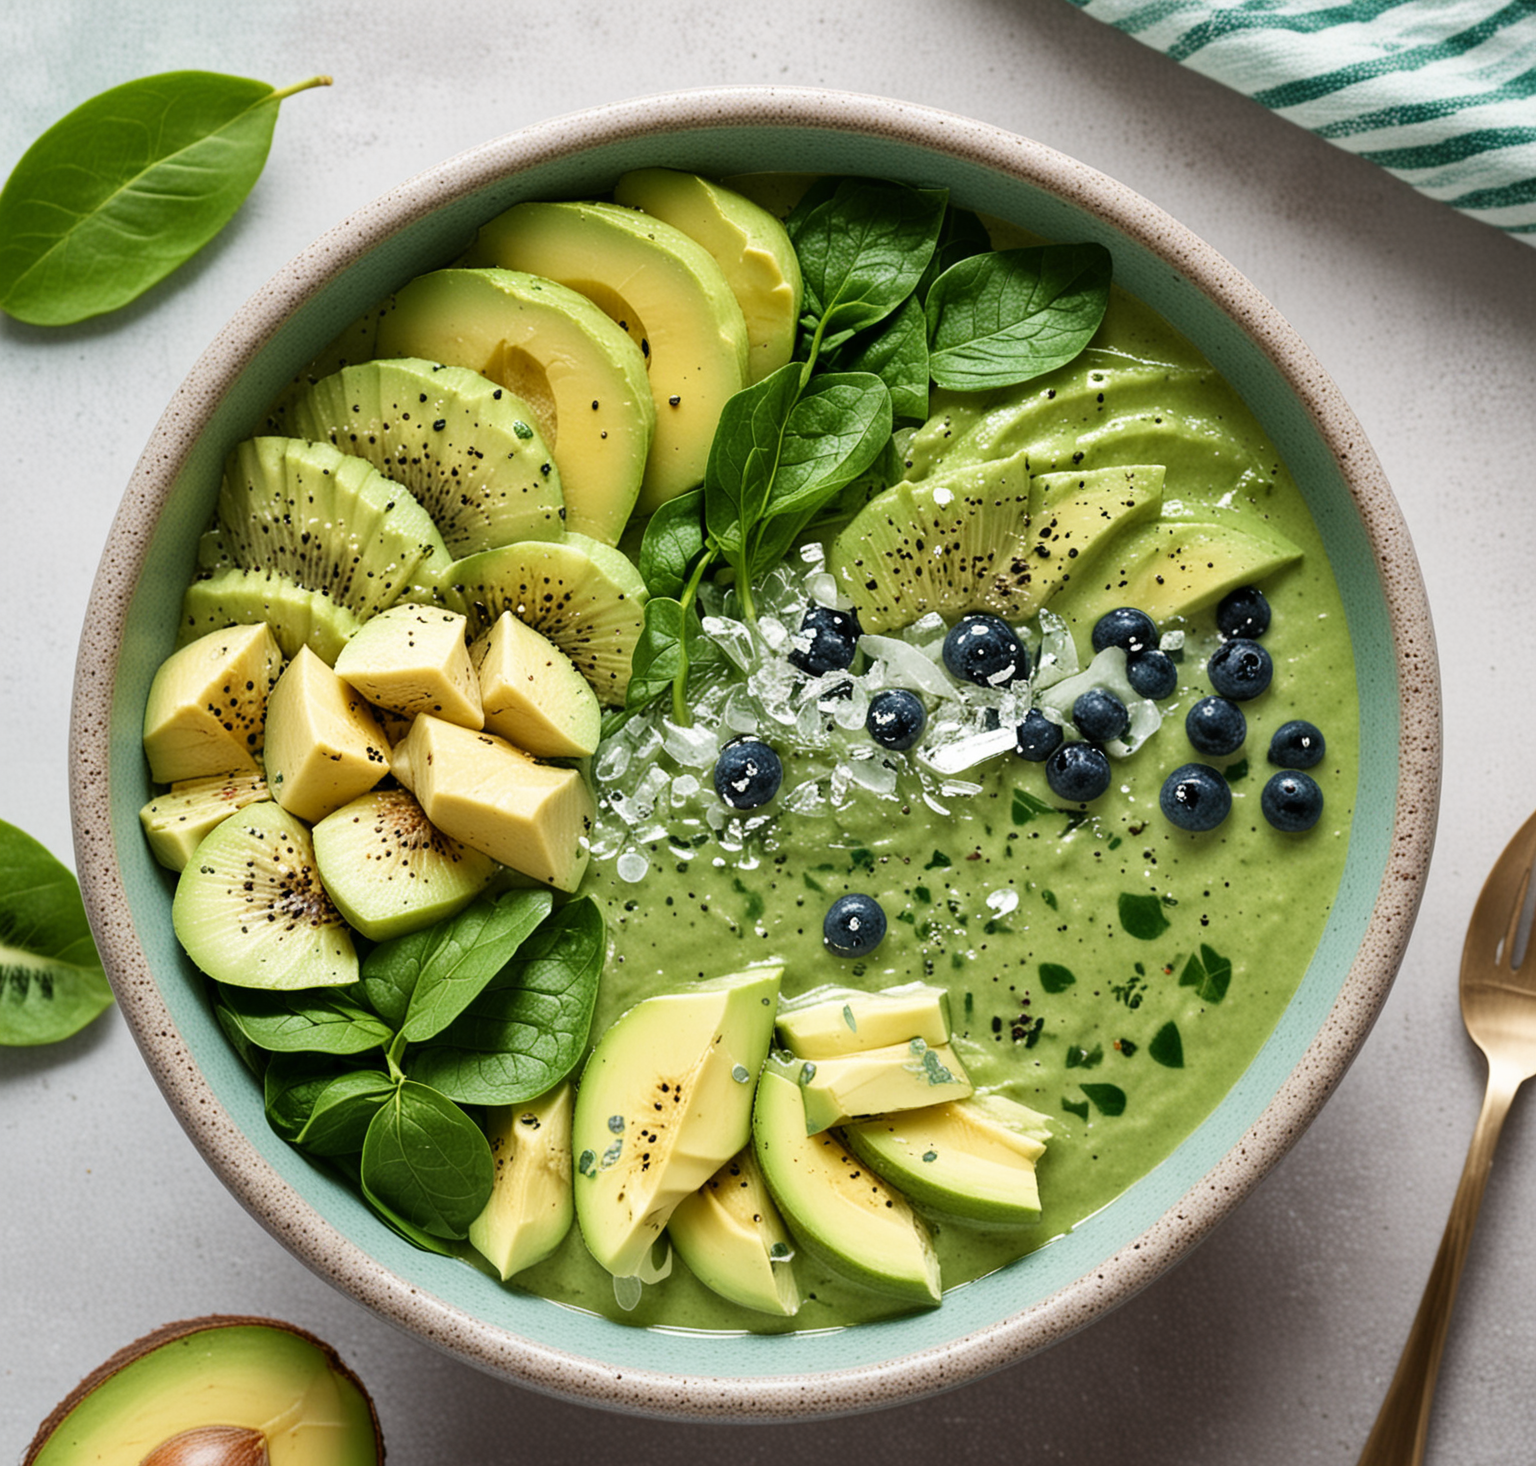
1357,807,1536,1465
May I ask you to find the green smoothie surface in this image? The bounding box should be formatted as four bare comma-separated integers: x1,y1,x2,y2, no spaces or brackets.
512,283,1359,1332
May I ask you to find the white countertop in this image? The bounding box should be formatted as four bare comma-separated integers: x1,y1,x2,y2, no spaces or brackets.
4,3,1535,1461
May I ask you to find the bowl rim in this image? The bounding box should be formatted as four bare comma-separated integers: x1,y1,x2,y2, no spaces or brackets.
69,83,1441,1420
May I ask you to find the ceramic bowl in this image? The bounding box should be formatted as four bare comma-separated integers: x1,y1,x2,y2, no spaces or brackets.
69,86,1440,1421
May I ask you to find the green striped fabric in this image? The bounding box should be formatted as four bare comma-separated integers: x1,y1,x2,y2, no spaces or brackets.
1066,0,1536,244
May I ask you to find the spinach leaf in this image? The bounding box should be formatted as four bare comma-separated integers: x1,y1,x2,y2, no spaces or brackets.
216,981,393,1056
756,372,892,523
789,179,947,346
637,488,706,599
408,897,604,1105
834,295,931,422
362,889,553,1043
212,995,268,1076
1179,944,1233,1004
359,1079,494,1239
916,206,994,302
926,242,1112,390
263,1051,348,1142
0,71,330,326
703,363,806,559
330,1154,460,1257
0,820,111,1046
626,597,724,721
296,1071,398,1156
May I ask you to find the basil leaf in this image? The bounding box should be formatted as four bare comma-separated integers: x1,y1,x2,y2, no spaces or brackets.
703,363,805,557
362,889,553,1043
216,981,393,1055
834,295,931,422
360,1079,494,1239
408,898,605,1105
0,820,111,1046
0,71,330,326
296,1071,397,1156
263,1051,348,1142
637,488,706,599
790,179,947,342
625,597,721,714
927,243,1112,389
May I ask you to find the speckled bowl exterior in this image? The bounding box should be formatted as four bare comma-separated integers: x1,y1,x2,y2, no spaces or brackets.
69,87,1440,1420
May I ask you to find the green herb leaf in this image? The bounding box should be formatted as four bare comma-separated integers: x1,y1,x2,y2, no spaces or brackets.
1149,1021,1185,1068
362,889,553,1043
1118,892,1171,941
0,820,111,1046
1011,789,1054,826
637,488,706,599
216,981,393,1055
359,1079,494,1239
926,243,1112,390
1081,1083,1127,1117
1179,944,1233,1004
0,70,331,326
1038,963,1076,994
407,898,604,1105
789,179,947,345
295,1070,397,1155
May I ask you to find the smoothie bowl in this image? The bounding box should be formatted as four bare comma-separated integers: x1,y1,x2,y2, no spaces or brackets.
70,87,1439,1419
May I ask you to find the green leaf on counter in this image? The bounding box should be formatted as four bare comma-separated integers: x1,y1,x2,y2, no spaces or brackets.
0,819,112,1046
0,70,330,326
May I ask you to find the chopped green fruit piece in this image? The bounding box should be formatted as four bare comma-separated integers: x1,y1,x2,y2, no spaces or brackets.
798,1039,973,1134
469,1081,576,1281
775,982,951,1059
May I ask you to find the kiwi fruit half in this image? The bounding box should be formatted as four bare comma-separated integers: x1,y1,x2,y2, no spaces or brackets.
202,436,450,620
172,800,357,990
273,357,567,557
435,532,648,706
178,566,366,664
828,448,1034,633
311,787,496,941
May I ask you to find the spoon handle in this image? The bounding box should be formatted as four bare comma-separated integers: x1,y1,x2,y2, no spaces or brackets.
1355,1063,1522,1466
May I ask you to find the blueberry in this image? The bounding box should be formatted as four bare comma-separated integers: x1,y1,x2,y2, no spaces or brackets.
1045,742,1111,803
1160,763,1233,832
713,738,783,809
1207,637,1273,701
942,613,1029,688
1269,719,1326,769
788,603,861,675
1217,586,1271,639
1015,709,1065,762
1126,649,1179,700
823,894,887,957
1091,607,1159,656
866,689,926,750
1072,688,1130,743
1185,696,1247,757
1262,771,1324,832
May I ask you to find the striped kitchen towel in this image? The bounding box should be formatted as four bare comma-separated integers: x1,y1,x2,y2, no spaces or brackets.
1066,0,1536,246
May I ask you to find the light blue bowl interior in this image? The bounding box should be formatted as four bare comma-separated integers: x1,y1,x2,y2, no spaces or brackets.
108,119,1398,1383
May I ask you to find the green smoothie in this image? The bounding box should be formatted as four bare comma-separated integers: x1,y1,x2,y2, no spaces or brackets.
511,283,1358,1332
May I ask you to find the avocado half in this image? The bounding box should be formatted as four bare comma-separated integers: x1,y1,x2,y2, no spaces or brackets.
24,1315,385,1466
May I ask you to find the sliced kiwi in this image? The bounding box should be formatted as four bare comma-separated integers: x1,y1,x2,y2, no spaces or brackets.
178,566,365,664
435,532,647,706
209,437,450,620
828,448,1033,633
172,801,357,990
311,787,496,941
139,769,270,872
273,357,566,557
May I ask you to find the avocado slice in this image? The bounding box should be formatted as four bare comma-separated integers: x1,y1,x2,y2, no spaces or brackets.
570,965,782,1280
375,266,653,546
775,981,952,1059
843,1093,1052,1228
465,200,750,515
667,1147,801,1317
24,1315,383,1466
753,1057,941,1307
613,168,803,384
469,1081,576,1280
1049,516,1302,631
795,1039,974,1135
